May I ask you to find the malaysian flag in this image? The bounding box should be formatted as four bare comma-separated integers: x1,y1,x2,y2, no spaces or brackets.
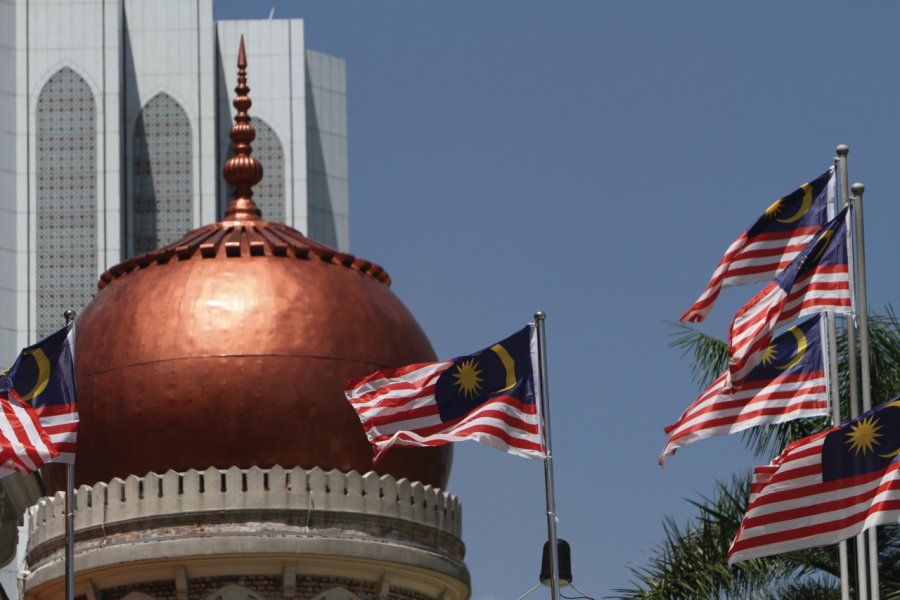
729,397,900,564
5,324,78,466
727,208,852,390
680,168,835,323
344,325,544,462
660,315,828,465
0,387,58,476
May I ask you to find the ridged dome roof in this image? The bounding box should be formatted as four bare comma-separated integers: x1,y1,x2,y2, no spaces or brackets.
43,38,451,491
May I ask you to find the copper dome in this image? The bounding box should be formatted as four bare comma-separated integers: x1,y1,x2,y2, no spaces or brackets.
43,39,451,491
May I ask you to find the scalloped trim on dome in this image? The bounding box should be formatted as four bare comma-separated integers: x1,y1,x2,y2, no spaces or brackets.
99,220,391,290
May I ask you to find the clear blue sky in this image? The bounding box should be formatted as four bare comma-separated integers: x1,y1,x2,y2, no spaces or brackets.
215,3,900,598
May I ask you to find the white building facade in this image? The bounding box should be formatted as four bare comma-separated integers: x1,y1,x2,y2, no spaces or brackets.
0,0,349,354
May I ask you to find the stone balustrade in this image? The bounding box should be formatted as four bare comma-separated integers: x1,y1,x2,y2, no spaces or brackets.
23,467,470,600
27,466,463,566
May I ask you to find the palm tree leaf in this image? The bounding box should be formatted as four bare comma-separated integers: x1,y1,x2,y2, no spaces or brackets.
667,322,729,390
639,308,900,598
611,474,834,599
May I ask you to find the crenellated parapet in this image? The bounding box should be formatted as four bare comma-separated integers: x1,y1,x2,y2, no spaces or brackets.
24,467,468,600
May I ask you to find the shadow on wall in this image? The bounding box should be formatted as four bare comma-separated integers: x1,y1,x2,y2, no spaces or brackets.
305,60,339,249
122,16,143,259
215,43,232,219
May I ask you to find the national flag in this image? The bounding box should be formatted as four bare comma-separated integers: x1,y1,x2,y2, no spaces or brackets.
344,325,544,462
728,397,900,564
660,315,828,465
680,168,835,323
0,388,58,477
4,325,78,467
727,208,851,390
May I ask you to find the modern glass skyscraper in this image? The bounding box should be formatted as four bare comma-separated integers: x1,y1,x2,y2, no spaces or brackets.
0,0,349,352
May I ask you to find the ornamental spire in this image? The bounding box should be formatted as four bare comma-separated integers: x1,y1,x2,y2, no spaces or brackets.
223,36,263,221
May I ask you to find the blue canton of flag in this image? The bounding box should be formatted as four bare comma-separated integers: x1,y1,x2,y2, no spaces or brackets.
6,325,78,466
822,399,900,482
434,326,535,421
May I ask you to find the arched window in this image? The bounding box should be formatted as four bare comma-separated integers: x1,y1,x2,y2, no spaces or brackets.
222,117,284,223
206,584,265,600
310,587,363,600
133,92,193,254
36,67,97,338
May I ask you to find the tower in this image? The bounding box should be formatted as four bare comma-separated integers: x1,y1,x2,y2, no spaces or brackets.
20,38,469,600
0,0,349,353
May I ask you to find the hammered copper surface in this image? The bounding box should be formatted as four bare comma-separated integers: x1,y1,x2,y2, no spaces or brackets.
44,237,451,491
42,39,451,491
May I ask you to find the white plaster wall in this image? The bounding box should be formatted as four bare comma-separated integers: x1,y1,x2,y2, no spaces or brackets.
122,0,216,250
215,19,308,232
24,0,122,343
0,0,22,363
1,1,347,350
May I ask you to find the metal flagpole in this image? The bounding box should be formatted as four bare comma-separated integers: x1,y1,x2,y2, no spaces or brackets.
533,312,559,600
64,309,76,600
851,183,880,600
837,145,868,600
825,311,851,600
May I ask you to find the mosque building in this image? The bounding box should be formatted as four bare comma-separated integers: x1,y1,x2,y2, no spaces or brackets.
0,2,471,599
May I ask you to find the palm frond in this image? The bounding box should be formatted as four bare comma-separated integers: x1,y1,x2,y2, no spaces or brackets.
667,322,729,390
641,308,900,599
610,474,828,600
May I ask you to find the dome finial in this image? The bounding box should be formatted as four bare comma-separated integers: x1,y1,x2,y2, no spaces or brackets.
223,35,263,221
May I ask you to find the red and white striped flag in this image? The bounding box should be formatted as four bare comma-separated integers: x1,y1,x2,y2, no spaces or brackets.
727,208,852,390
661,315,828,464
681,168,834,323
729,398,900,564
0,390,58,477
345,325,544,462
2,324,78,471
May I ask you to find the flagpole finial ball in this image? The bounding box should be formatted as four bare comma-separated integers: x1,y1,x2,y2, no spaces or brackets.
851,182,865,196
836,144,849,156
534,311,546,321
63,310,76,324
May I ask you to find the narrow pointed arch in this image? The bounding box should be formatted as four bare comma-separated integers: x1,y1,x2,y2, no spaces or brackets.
132,92,193,255
205,584,265,600
35,67,97,338
310,587,363,600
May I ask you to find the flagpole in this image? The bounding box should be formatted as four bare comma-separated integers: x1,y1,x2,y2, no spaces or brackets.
825,311,851,600
850,183,880,600
533,311,559,600
836,145,868,600
63,309,76,600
